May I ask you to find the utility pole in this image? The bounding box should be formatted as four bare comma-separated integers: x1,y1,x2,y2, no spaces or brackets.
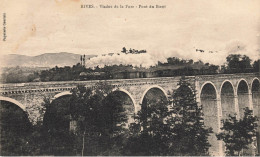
80,55,83,66
83,54,86,67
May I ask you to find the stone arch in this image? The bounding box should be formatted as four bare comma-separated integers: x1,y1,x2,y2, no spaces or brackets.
176,83,195,92
140,85,168,105
237,79,250,118
113,88,137,113
252,78,260,113
251,77,260,93
43,91,74,155
0,97,32,155
236,78,250,93
220,80,235,96
109,88,137,125
175,83,195,95
43,92,73,136
220,80,236,119
200,81,218,99
200,82,220,156
52,91,72,102
0,96,26,111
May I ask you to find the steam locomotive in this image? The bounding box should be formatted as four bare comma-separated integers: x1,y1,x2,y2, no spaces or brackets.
78,66,207,81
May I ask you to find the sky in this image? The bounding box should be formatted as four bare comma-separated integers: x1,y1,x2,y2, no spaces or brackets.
0,0,259,65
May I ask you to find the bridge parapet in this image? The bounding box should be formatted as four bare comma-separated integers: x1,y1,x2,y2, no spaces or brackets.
195,73,259,81
0,76,193,95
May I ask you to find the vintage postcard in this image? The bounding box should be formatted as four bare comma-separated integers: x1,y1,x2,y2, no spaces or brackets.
0,0,259,156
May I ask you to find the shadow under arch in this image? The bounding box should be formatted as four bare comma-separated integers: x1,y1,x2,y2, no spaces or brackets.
104,88,137,126
236,78,249,93
220,80,236,119
42,93,74,155
113,88,137,113
43,91,73,129
251,78,260,153
236,79,250,118
0,98,32,155
43,93,72,128
252,77,260,91
200,81,220,156
0,96,31,122
220,80,235,96
199,81,218,99
140,85,168,105
252,78,260,115
0,96,26,111
43,91,73,133
251,77,260,91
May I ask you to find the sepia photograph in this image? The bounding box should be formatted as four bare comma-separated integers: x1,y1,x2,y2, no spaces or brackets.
0,0,259,156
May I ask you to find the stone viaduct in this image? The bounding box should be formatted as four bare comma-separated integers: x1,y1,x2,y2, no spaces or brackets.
0,73,260,156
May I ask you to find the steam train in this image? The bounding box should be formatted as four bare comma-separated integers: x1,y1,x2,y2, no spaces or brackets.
79,70,157,80
78,66,211,81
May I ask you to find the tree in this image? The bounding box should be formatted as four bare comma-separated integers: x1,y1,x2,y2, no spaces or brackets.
168,76,212,155
253,59,259,72
208,64,219,74
40,82,129,155
226,54,252,73
121,47,127,53
69,82,128,155
129,48,133,54
124,94,170,155
216,107,258,156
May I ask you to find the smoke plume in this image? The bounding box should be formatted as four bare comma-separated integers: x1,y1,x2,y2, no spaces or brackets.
86,40,259,68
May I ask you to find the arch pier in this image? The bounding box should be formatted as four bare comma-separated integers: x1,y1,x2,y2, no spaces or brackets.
252,79,260,153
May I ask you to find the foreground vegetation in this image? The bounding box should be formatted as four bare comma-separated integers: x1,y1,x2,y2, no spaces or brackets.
217,108,258,156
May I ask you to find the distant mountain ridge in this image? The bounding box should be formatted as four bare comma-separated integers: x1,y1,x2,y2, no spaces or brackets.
0,52,97,67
